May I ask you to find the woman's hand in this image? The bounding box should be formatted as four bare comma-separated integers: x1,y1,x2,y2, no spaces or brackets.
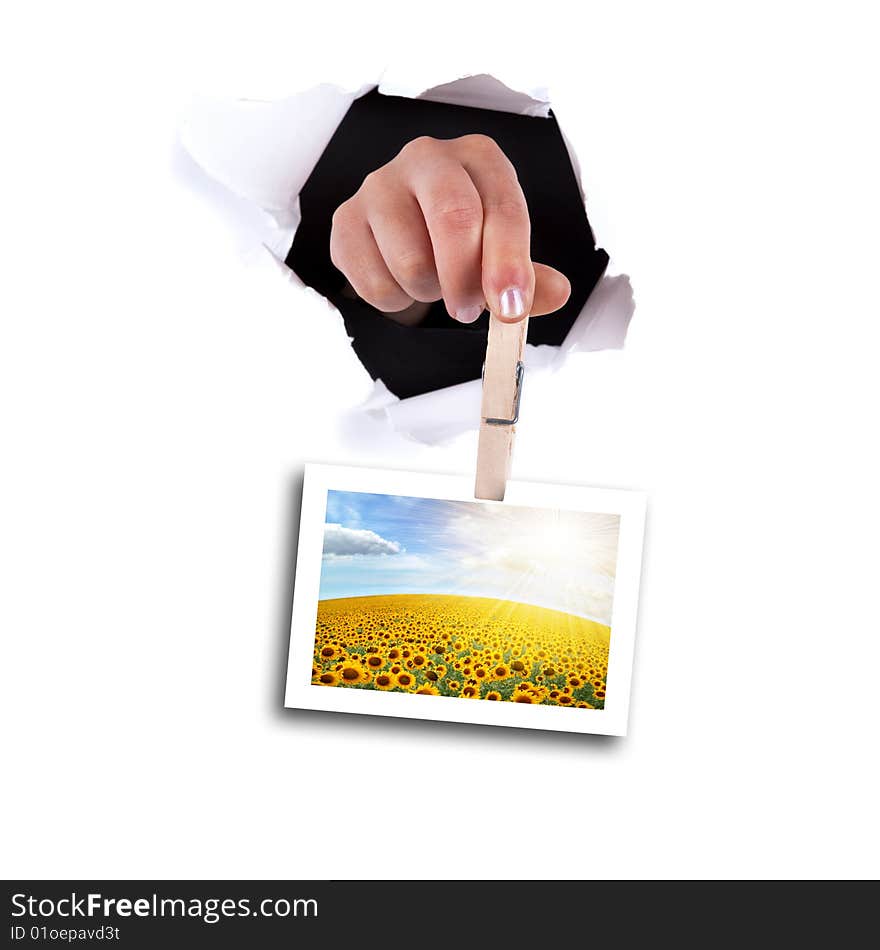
330,134,571,325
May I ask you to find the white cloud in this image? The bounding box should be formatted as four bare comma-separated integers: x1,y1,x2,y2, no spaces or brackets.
322,523,402,558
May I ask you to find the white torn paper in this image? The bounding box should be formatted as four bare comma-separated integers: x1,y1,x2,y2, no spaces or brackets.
379,70,551,118
179,73,634,445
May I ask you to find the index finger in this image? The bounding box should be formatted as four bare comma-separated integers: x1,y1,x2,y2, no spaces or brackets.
453,135,534,323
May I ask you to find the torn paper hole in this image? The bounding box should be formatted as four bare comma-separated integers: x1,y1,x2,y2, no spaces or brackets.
369,270,634,445
179,72,634,446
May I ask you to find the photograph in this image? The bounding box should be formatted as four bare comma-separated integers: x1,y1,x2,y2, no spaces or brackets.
314,491,618,707
285,465,646,735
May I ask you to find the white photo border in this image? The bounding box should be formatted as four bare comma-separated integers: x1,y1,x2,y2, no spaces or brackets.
284,464,646,736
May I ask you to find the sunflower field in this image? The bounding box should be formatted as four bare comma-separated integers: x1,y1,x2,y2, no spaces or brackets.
312,594,609,708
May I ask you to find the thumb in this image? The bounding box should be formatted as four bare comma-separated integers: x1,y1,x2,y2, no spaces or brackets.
530,263,571,317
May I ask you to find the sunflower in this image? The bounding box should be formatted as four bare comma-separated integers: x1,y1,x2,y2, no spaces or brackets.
513,681,546,703
374,672,395,690
461,684,480,699
314,671,339,687
314,594,612,704
415,684,439,696
512,691,536,703
337,659,370,685
394,670,417,691
485,691,502,701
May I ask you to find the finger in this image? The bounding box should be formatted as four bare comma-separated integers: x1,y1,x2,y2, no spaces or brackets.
453,135,534,323
361,177,441,303
330,199,413,313
400,138,486,323
531,263,571,316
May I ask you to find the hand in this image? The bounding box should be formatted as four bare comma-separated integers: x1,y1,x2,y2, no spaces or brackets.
330,134,571,325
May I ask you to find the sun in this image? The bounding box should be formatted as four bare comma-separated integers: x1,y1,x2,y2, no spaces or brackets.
444,507,618,619
523,514,594,569
496,509,610,578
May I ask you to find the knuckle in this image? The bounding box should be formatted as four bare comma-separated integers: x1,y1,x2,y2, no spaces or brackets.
394,250,436,289
359,274,406,310
360,272,392,300
487,195,529,222
329,240,345,271
460,133,501,157
331,199,358,236
331,199,352,226
358,167,388,197
329,207,359,269
329,233,349,272
400,135,439,160
431,200,483,233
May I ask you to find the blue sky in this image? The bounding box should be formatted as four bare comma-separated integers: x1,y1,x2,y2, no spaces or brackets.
319,490,620,623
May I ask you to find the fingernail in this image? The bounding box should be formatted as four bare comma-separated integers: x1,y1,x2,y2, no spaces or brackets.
498,286,526,319
454,304,484,324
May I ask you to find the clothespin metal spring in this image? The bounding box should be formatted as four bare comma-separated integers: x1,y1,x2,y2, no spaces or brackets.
482,360,524,426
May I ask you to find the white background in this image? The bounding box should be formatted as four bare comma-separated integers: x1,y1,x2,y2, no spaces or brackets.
2,2,878,879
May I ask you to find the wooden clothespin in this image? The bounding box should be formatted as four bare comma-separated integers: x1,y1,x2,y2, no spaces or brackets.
475,311,529,501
